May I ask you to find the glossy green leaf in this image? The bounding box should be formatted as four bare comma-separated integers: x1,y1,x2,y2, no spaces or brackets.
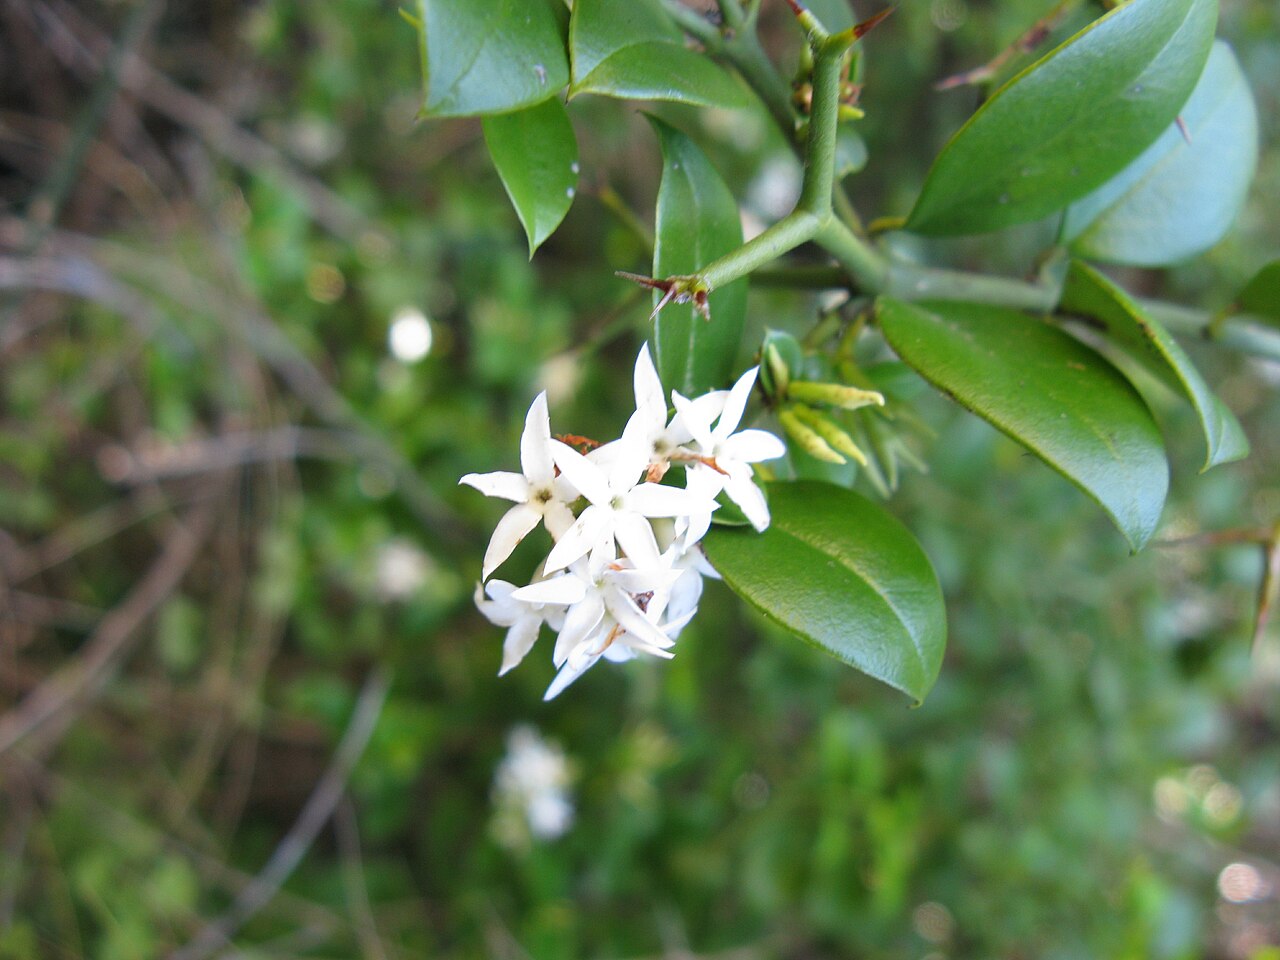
703,481,946,703
417,0,569,118
569,0,748,107
482,99,579,256
906,0,1217,236
877,298,1168,550
649,117,748,396
1238,260,1280,326
1061,261,1248,470
1063,42,1258,266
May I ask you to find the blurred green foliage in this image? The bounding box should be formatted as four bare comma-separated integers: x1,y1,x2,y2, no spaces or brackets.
1,1,1278,958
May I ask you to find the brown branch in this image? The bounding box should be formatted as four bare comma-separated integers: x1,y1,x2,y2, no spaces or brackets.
25,0,370,239
1254,525,1280,656
935,0,1078,91
0,493,219,756
167,664,391,960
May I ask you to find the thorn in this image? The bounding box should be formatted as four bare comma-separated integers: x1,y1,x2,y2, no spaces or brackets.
649,285,678,321
783,0,807,15
1175,114,1193,146
615,270,667,292
852,6,895,39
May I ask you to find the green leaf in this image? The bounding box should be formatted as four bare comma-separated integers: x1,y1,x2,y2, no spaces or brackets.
1061,261,1248,470
649,117,748,396
1238,260,1280,325
877,298,1168,550
417,0,569,118
482,98,579,255
1063,42,1258,266
569,0,748,107
703,481,946,703
906,0,1217,236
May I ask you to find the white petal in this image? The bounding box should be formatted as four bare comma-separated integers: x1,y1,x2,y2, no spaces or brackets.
626,482,718,519
671,390,716,452
483,579,518,604
609,412,653,492
633,343,667,426
549,440,612,505
512,574,587,606
613,511,660,567
608,567,681,595
482,504,542,580
544,504,610,574
554,596,605,666
520,392,556,485
542,499,576,540
543,655,600,700
607,592,676,651
724,471,770,532
666,566,705,622
715,366,758,442
601,643,637,663
661,607,697,640
720,428,786,463
459,471,530,503
498,616,541,676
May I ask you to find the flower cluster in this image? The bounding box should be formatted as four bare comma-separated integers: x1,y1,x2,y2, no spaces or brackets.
463,345,785,699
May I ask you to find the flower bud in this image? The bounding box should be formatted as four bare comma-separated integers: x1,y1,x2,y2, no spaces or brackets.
790,403,869,466
787,380,885,411
779,407,844,464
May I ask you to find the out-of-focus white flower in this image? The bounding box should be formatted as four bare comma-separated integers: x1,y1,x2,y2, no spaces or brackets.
460,392,576,580
492,726,574,847
673,365,786,531
373,538,430,600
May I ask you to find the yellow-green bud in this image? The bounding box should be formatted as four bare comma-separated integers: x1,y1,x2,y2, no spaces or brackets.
787,380,885,411
791,403,869,466
764,343,790,397
779,408,845,464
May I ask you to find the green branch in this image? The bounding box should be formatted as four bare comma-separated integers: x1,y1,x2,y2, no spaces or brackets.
649,0,1280,364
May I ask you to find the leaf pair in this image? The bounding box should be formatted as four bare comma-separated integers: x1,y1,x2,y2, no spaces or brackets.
908,0,1257,266
417,0,747,255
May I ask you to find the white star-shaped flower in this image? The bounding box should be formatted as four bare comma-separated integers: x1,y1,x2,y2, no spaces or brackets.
672,366,785,532
542,421,717,574
460,392,576,580
512,553,690,699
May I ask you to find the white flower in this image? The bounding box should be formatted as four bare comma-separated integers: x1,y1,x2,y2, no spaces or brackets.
672,365,785,531
492,725,574,844
514,553,689,699
543,424,717,574
373,538,430,600
460,392,576,580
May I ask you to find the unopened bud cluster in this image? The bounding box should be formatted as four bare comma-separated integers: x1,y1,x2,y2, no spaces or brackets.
462,345,784,699
765,341,885,466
